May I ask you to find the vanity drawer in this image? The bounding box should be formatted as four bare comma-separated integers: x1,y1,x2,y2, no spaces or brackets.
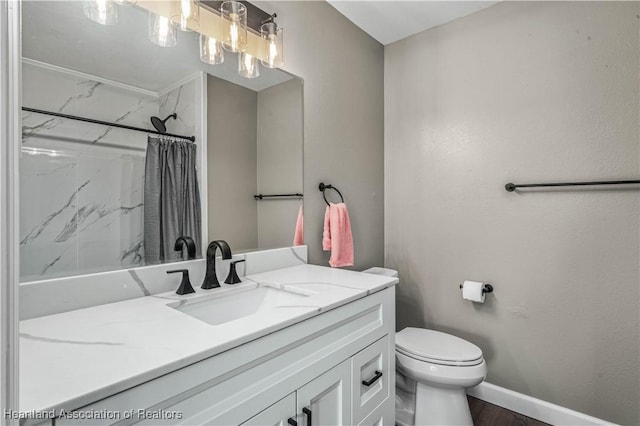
351,335,391,425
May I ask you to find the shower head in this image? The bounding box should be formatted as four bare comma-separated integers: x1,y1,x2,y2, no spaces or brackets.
150,113,177,133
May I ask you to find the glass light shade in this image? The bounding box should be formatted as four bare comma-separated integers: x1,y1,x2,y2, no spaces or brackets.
238,52,260,78
171,0,200,31
220,1,247,52
199,34,224,65
260,22,283,68
83,0,118,25
148,13,177,48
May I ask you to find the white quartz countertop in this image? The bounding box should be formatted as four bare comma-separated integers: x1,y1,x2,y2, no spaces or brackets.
20,264,397,415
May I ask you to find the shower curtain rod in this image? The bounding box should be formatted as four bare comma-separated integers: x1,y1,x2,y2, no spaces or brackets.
22,107,196,142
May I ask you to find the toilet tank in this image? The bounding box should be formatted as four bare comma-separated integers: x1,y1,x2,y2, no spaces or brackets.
362,267,398,278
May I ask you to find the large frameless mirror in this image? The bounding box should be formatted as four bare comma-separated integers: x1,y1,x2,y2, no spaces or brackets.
19,1,303,282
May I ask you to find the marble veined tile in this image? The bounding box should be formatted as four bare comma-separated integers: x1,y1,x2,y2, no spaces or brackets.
20,62,200,281
20,148,81,278
160,79,197,137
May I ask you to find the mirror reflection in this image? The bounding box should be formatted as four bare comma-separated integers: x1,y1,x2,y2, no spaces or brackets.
207,74,303,252
19,1,303,282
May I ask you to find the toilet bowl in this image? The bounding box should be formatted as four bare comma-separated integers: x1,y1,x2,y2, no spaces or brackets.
395,327,487,426
360,268,487,425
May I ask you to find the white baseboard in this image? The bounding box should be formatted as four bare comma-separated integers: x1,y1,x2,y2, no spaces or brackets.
467,382,616,426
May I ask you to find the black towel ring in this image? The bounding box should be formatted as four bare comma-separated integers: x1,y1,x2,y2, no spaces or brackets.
319,182,344,206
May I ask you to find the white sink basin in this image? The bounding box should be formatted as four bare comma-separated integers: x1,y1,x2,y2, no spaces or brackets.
169,285,310,326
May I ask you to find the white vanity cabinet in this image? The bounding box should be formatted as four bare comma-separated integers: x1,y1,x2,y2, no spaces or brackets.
54,287,395,426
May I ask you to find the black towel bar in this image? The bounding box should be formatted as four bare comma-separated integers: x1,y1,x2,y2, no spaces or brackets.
505,180,640,192
254,193,303,200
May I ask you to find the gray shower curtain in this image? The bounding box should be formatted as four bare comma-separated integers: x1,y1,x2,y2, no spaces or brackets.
144,136,202,264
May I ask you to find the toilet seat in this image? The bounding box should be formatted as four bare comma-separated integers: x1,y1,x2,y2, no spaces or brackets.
396,328,483,367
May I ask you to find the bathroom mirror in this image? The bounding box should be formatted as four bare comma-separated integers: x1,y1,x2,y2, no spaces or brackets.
19,1,303,282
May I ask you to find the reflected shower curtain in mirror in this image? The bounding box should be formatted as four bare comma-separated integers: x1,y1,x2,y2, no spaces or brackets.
144,136,202,264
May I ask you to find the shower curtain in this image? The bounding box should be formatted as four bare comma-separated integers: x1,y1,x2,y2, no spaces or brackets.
144,136,202,264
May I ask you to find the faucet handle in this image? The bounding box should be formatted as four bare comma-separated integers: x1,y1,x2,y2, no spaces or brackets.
224,259,246,284
167,269,195,295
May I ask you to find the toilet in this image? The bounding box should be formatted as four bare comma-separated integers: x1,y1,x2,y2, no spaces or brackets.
361,267,487,426
395,327,486,426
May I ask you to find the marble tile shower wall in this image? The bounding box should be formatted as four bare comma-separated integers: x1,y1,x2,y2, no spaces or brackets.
20,62,196,282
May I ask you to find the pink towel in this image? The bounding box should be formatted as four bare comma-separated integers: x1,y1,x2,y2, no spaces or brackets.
322,203,354,268
293,205,304,246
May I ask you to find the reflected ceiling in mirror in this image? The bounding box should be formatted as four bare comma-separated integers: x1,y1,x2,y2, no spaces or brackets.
22,1,292,92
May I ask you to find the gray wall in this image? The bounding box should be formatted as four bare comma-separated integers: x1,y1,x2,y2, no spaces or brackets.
257,79,304,249
260,1,385,269
385,2,639,424
207,75,258,251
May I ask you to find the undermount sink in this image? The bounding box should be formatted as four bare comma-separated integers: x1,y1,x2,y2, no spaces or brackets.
170,285,310,326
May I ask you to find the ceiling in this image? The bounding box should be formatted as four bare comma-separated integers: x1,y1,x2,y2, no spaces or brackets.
22,1,293,93
327,1,499,45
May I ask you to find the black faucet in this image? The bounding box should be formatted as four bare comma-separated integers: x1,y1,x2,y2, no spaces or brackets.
201,240,232,289
174,236,197,260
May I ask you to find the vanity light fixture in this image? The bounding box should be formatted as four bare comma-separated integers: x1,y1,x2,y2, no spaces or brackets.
149,12,178,47
93,0,283,78
238,52,259,78
172,0,200,31
220,1,247,53
83,0,118,25
200,34,224,64
260,18,283,69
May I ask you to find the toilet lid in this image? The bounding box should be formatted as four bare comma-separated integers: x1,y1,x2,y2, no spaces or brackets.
396,328,483,365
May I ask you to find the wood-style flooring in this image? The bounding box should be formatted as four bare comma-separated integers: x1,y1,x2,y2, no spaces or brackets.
467,396,551,426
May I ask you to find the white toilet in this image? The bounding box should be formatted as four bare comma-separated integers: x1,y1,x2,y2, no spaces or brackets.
395,327,487,426
361,267,487,426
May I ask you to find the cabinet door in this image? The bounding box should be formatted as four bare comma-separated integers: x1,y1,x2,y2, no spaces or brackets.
351,335,391,425
296,360,351,426
241,393,296,426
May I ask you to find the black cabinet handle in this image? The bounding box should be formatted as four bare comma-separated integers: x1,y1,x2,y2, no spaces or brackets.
302,407,312,426
361,370,383,387
288,418,297,426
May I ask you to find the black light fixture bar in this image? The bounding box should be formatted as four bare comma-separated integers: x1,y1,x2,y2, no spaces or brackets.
505,180,640,192
22,107,196,142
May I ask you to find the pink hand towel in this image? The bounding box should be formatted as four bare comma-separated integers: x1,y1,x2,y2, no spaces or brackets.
322,203,354,268
323,206,332,250
293,205,304,246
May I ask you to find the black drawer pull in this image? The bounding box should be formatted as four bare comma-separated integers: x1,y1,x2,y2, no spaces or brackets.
361,370,383,387
303,407,312,426
288,418,298,426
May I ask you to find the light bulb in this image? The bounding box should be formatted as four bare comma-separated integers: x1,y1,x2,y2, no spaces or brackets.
172,0,199,31
200,34,224,65
149,13,177,47
238,52,259,78
229,16,239,51
260,22,283,68
83,0,118,25
221,1,247,52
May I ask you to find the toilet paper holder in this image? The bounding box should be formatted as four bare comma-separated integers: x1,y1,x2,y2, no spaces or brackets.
459,283,493,294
